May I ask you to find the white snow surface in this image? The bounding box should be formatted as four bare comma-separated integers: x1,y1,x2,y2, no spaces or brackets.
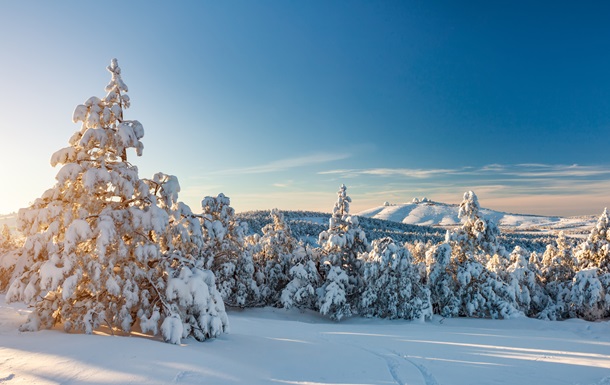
1,295,610,385
358,201,597,234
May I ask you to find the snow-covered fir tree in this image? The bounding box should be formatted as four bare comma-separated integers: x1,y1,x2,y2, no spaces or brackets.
0,224,15,253
425,242,460,317
448,191,503,258
317,184,370,320
0,224,20,291
569,210,610,320
503,246,547,317
576,208,610,272
139,173,229,343
537,232,575,320
454,257,520,318
201,193,259,307
444,191,519,318
254,209,295,306
360,237,431,320
281,243,321,310
6,59,228,343
569,268,609,321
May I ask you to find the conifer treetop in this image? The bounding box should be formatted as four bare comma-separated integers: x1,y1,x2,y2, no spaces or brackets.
54,58,144,166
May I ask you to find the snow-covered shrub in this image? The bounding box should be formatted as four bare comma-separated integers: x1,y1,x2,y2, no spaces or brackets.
317,185,370,320
360,237,431,320
6,60,228,343
201,193,259,307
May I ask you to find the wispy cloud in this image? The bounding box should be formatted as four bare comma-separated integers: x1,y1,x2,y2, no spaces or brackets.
326,163,610,180
213,152,351,175
506,164,610,178
319,167,459,179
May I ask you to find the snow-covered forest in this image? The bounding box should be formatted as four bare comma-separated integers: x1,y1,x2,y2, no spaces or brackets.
1,60,610,349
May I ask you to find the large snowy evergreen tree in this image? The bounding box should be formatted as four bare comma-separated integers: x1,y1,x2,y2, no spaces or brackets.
6,59,228,343
317,184,370,320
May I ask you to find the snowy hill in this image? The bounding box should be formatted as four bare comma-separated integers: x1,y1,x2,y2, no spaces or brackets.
2,294,609,385
358,200,596,234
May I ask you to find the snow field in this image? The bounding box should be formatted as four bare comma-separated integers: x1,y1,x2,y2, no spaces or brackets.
2,296,610,385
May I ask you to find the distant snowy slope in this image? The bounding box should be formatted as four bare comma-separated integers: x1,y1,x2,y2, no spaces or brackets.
358,201,596,233
0,213,17,229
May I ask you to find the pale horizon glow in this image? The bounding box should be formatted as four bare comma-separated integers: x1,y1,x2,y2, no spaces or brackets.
1,2,609,218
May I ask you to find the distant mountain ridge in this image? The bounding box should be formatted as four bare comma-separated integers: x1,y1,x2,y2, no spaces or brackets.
357,200,596,234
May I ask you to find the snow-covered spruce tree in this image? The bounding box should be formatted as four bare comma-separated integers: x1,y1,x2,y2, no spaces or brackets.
449,191,503,259
576,208,610,272
254,209,295,306
317,184,370,320
360,237,431,320
569,210,610,320
425,242,460,317
281,243,321,310
569,268,609,320
537,232,575,320
502,246,547,317
201,193,259,307
445,191,519,318
0,224,21,292
140,173,229,343
6,59,228,343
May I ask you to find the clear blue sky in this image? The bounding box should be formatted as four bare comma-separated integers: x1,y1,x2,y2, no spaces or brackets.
0,1,609,216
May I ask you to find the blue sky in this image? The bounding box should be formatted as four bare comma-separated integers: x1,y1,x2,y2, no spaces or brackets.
0,1,609,216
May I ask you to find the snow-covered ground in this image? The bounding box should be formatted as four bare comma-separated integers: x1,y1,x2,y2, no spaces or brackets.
1,295,609,385
358,201,596,235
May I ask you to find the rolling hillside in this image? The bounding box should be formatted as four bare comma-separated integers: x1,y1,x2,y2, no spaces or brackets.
357,200,596,235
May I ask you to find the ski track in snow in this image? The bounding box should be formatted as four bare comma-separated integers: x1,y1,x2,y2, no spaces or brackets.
347,342,438,385
0,374,14,383
394,352,441,385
